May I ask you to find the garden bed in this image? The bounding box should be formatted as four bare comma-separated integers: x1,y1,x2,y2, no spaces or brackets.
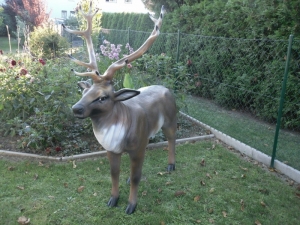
0,113,209,157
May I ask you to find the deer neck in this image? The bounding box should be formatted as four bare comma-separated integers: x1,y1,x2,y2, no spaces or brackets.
91,102,132,154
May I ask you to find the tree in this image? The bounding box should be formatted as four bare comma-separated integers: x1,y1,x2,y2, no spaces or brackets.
4,0,49,30
142,0,202,13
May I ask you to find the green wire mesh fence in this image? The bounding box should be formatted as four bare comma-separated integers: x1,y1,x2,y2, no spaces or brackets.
98,28,300,171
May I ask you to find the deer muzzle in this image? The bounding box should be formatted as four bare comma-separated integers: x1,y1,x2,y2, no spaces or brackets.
72,103,85,118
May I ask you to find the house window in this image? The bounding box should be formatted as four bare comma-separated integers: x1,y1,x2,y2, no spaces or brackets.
125,0,132,3
61,10,67,19
70,11,75,17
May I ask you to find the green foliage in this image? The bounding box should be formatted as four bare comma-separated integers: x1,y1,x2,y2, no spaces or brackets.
0,54,93,153
101,12,152,31
162,0,300,38
76,0,102,45
0,7,3,27
29,23,70,59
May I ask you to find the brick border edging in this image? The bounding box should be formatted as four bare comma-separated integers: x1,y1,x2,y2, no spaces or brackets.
180,111,300,183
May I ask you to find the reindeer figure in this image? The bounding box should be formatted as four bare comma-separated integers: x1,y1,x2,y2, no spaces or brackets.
63,2,176,214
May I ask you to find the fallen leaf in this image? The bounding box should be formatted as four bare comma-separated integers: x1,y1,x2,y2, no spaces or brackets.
196,220,201,223
17,186,24,190
208,208,214,214
93,192,97,196
77,186,85,193
142,191,147,196
255,220,262,225
239,166,248,171
64,183,68,188
240,199,245,211
73,160,77,169
222,211,227,217
200,180,206,186
163,147,168,151
194,195,200,202
209,188,215,193
212,144,216,149
160,221,166,225
174,191,185,197
96,167,100,171
260,201,267,207
206,173,212,179
200,159,206,166
17,216,30,224
157,171,169,176
241,174,246,178
165,181,172,185
48,195,55,199
33,174,38,180
209,218,214,223
214,171,218,175
158,188,162,193
7,166,15,171
38,161,44,167
156,198,162,204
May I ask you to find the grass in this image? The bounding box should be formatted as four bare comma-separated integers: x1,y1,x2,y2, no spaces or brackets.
0,36,18,53
183,96,300,171
1,140,299,224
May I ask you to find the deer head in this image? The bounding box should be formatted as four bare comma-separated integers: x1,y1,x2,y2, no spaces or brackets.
63,2,165,119
63,3,176,215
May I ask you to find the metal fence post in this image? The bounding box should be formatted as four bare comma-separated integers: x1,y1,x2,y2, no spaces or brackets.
128,27,130,46
176,29,181,63
270,34,294,168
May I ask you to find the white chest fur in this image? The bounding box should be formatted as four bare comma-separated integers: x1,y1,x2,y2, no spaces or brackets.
93,123,126,154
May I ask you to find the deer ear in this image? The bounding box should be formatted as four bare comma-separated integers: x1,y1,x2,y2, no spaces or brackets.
114,89,140,101
77,81,92,90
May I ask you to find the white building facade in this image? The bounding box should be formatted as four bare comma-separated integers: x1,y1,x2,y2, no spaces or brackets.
47,0,148,23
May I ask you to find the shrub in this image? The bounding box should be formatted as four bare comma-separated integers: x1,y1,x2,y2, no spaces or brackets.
29,23,70,59
0,54,93,154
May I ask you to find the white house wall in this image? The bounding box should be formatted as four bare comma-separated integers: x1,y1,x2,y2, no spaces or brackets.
47,0,148,21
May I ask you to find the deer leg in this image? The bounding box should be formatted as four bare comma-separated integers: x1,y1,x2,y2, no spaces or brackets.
107,151,121,207
162,125,176,172
125,150,145,214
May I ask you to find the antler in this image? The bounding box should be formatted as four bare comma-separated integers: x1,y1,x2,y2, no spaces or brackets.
102,5,166,81
62,1,101,81
63,3,165,83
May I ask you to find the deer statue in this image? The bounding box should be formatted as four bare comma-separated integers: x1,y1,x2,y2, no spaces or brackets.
63,2,176,214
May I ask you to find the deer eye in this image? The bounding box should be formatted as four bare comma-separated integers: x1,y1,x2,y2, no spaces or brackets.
99,96,109,102
92,95,109,103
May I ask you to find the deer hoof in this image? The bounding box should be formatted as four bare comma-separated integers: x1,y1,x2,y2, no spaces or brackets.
107,196,119,207
167,164,175,172
125,203,137,214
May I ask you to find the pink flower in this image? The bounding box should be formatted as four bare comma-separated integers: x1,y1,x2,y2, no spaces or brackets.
127,63,132,69
55,146,62,152
19,68,28,75
39,59,46,65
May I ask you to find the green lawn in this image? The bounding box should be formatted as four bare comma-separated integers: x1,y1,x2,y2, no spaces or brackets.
0,36,18,53
1,140,299,224
183,96,300,171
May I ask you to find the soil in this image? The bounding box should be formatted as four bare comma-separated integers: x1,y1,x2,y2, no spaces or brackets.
0,113,209,156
